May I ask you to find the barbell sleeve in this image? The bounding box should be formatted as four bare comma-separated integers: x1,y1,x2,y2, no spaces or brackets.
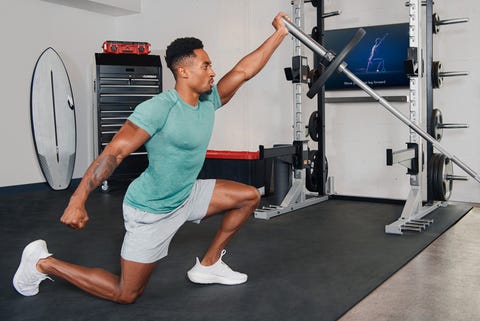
281,16,480,184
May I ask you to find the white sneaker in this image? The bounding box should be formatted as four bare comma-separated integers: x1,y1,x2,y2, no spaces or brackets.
13,240,53,296
187,249,248,285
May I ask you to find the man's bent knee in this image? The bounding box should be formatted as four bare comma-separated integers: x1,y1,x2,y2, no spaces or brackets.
250,186,261,203
115,288,144,304
244,185,261,209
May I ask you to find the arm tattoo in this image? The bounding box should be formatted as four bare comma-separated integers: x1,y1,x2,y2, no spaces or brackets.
87,154,118,191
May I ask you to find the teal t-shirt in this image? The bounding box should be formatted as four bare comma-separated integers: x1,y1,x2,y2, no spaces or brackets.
123,85,222,213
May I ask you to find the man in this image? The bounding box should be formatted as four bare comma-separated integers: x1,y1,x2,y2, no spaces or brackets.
13,12,289,304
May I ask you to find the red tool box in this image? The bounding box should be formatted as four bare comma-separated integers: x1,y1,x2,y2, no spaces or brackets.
102,41,151,55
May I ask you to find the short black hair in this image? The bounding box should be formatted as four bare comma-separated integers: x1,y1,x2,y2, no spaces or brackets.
165,37,204,75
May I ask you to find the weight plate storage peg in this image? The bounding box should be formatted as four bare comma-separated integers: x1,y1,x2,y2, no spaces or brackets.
432,60,469,89
433,13,470,34
431,108,469,142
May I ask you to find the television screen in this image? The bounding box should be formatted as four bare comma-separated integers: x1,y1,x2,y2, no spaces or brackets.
323,23,410,90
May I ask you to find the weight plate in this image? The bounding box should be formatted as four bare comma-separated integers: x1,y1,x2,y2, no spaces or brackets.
307,28,366,98
431,153,454,201
433,13,441,34
324,155,328,180
308,69,320,89
313,150,328,182
308,111,319,142
428,153,436,197
306,151,318,192
432,61,442,89
305,150,328,193
432,108,443,141
441,155,454,201
430,153,440,200
431,153,444,201
305,164,316,192
436,153,447,201
311,26,320,42
435,153,445,200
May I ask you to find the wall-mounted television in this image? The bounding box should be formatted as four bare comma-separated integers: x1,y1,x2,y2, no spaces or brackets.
323,23,410,90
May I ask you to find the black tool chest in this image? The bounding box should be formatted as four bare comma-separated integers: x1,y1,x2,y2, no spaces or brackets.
94,53,162,191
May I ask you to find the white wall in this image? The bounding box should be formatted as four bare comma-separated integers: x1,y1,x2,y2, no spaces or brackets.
0,0,117,186
115,0,293,150
1,0,478,203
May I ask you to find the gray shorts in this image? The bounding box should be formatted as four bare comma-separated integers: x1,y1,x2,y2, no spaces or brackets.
121,179,216,264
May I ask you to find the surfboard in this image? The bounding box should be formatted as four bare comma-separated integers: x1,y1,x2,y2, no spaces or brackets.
31,47,76,190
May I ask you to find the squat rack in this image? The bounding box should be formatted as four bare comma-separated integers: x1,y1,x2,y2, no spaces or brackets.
386,0,471,233
256,0,478,229
254,0,330,220
279,0,479,231
385,0,437,234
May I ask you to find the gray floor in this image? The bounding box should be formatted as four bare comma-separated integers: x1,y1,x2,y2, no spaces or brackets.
0,183,475,321
339,206,480,321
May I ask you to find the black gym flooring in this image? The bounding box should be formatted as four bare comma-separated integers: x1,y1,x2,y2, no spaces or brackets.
0,183,472,321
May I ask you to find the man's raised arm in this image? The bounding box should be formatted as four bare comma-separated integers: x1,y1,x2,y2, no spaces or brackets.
217,12,290,105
